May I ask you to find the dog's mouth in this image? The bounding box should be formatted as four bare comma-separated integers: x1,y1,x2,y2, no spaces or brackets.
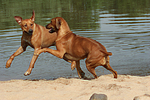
48,27,55,33
49,28,52,33
24,31,33,35
24,29,33,35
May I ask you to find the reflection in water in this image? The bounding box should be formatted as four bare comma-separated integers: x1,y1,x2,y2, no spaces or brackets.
0,0,150,81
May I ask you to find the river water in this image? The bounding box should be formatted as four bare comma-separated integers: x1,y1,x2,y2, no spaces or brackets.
0,0,150,81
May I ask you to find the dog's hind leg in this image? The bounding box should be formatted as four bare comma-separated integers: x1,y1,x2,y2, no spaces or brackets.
85,60,98,79
103,56,117,78
98,56,117,78
103,63,117,78
104,56,117,78
86,65,98,79
71,61,76,70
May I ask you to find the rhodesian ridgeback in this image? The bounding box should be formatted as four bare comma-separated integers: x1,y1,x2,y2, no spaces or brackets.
5,11,76,76
36,17,117,79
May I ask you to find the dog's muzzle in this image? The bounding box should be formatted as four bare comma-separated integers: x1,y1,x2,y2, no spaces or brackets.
28,29,33,35
45,24,55,33
25,29,33,35
48,27,55,33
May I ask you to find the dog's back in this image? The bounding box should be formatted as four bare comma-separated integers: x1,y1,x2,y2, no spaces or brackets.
62,32,111,60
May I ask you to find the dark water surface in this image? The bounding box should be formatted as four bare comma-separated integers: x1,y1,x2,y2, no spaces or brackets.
0,0,150,81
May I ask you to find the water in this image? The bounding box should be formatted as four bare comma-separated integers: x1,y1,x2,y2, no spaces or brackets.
0,0,150,81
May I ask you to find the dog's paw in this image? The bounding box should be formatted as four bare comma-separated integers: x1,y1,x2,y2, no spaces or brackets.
6,64,11,68
6,59,12,68
24,71,31,76
71,61,76,70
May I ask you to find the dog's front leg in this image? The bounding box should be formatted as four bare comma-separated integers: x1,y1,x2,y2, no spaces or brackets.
36,48,65,59
6,46,27,68
24,48,40,76
75,61,86,79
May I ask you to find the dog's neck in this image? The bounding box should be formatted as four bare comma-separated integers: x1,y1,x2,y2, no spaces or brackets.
56,20,71,41
56,30,71,42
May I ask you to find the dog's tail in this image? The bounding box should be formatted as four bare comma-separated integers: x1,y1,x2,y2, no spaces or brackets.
100,50,112,56
106,52,112,56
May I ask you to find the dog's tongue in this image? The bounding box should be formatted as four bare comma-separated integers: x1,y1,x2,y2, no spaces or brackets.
49,28,52,33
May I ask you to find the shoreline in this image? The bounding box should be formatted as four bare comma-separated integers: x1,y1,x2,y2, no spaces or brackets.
0,74,150,100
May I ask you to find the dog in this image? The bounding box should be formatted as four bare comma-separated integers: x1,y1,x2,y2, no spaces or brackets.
36,17,117,79
5,11,76,76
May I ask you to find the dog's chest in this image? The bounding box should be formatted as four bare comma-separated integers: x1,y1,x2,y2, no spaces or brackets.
23,38,31,44
22,35,33,46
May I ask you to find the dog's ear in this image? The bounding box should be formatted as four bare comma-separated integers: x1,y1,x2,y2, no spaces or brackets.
14,16,22,25
56,18,61,30
30,10,35,21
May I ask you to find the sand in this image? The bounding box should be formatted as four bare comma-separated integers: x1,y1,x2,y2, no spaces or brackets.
0,74,150,100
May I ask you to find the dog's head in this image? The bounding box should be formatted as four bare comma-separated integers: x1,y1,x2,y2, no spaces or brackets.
45,17,61,33
14,10,35,35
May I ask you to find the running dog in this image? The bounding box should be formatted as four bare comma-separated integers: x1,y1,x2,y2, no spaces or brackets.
36,17,117,79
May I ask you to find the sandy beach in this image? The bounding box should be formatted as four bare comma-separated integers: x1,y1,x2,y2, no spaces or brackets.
0,74,150,100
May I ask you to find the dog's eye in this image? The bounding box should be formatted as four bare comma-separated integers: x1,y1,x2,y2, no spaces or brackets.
24,24,27,27
31,24,33,26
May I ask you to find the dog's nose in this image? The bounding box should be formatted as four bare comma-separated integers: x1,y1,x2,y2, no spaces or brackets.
45,25,48,29
28,29,33,33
